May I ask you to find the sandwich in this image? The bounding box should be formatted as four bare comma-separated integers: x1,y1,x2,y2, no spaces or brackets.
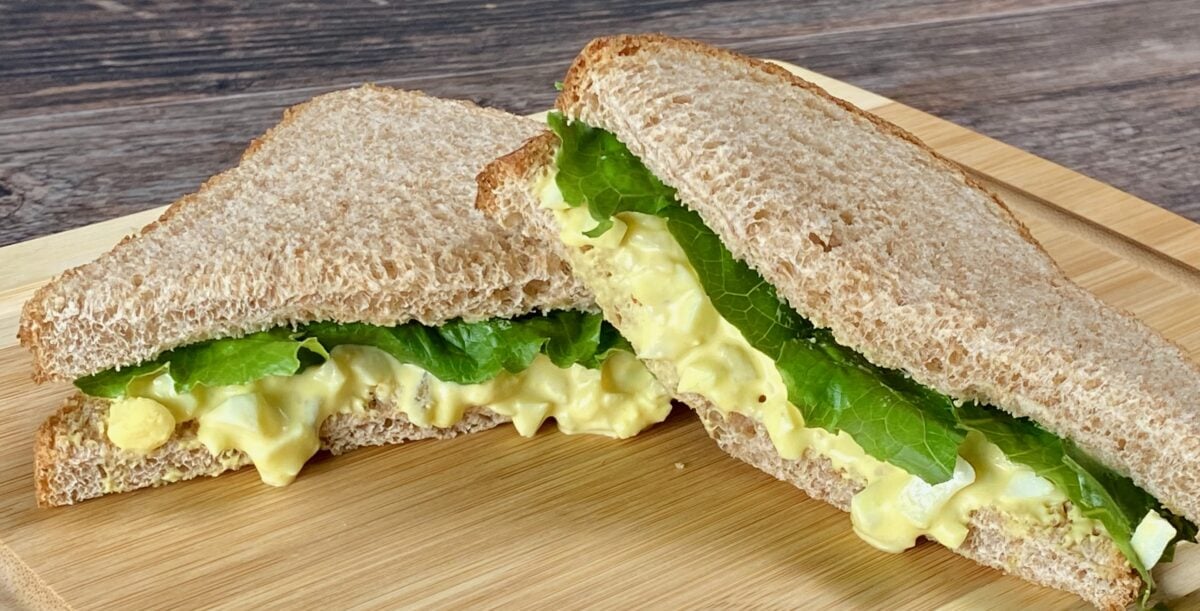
23,85,671,507
477,34,1199,609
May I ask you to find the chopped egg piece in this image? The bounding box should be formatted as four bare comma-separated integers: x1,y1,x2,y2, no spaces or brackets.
1132,510,1177,568
106,397,176,453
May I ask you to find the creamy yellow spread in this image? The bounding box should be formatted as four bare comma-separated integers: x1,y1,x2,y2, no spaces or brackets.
535,171,1155,559
106,345,670,486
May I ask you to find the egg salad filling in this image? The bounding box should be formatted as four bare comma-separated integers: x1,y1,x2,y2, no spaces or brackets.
76,310,672,487
103,347,666,486
536,112,1196,598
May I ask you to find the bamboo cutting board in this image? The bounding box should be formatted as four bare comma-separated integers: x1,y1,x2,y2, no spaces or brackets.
1,63,1199,610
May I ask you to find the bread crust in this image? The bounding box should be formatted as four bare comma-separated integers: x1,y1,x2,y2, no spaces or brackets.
20,85,591,383
476,132,560,235
550,34,1200,524
34,391,511,507
556,34,1041,248
477,131,558,203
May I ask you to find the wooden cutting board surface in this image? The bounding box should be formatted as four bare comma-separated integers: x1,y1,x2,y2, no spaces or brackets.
1,64,1198,610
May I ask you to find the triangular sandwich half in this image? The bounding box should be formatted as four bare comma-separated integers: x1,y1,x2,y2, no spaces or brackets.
477,35,1198,609
24,85,671,507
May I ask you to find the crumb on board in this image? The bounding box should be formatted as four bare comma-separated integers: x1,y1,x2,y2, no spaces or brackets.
674,462,685,470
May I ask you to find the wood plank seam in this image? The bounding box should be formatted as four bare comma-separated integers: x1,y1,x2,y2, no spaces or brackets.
742,0,1125,47
0,540,69,611
0,61,569,130
970,171,1200,295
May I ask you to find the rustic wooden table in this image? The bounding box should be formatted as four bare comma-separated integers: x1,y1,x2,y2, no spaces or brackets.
1,1,1197,247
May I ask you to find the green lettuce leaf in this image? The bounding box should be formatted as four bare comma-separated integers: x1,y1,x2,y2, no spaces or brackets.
547,112,1197,593
776,333,963,483
76,310,628,397
304,310,616,385
585,319,635,369
168,330,329,391
75,360,168,398
549,112,676,238
75,329,328,398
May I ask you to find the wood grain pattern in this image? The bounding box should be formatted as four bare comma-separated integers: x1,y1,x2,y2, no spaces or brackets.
1,0,1197,246
0,0,1087,116
1,65,1199,610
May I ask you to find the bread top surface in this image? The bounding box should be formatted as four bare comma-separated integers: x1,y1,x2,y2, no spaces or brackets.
549,34,1200,522
20,85,591,382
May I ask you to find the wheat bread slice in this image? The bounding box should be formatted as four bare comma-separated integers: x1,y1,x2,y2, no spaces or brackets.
544,34,1200,525
35,391,510,507
477,132,1143,611
19,85,590,383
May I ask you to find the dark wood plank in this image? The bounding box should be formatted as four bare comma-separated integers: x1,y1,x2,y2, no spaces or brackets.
1,0,1197,247
0,67,567,246
0,0,1081,117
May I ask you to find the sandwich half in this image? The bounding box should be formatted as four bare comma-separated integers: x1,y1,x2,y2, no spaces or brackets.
478,35,1199,609
23,85,671,507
